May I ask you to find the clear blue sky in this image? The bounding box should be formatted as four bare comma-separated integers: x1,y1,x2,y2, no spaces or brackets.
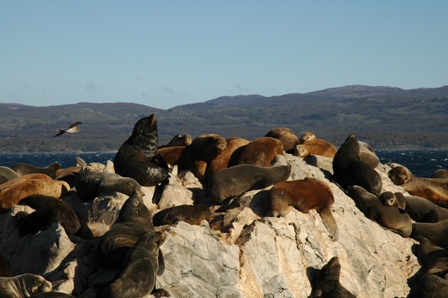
1,1,447,110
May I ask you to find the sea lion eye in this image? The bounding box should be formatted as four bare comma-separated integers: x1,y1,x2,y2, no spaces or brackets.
135,210,139,215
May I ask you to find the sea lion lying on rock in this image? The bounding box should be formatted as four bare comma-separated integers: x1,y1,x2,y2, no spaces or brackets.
152,204,213,226
411,220,448,250
11,162,60,178
229,137,284,167
294,139,337,158
265,127,300,153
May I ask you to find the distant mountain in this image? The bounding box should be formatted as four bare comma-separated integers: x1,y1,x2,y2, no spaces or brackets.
0,85,447,153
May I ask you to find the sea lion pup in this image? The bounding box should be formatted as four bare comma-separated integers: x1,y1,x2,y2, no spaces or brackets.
358,141,380,168
0,273,52,297
159,133,192,148
300,131,316,142
388,165,448,208
0,166,19,184
74,166,141,201
97,189,155,269
228,137,284,167
206,137,250,178
15,194,81,236
310,256,356,298
346,185,412,237
11,162,60,178
152,204,213,226
265,127,300,153
411,220,448,250
332,134,382,197
294,139,337,158
99,231,167,298
268,179,339,241
210,163,292,204
379,192,448,223
431,169,448,179
114,114,169,187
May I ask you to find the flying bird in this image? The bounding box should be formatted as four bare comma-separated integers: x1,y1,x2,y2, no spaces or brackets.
54,121,83,137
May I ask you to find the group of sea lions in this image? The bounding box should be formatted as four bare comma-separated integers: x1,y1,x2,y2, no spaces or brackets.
1,115,448,297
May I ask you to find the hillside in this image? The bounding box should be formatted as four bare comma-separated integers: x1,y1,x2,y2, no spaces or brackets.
0,85,447,153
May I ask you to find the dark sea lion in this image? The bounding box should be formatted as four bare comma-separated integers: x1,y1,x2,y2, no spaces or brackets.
206,137,250,178
114,114,169,186
0,255,10,277
268,179,339,241
414,274,448,298
347,185,412,237
431,169,448,179
74,166,141,201
228,137,284,167
310,256,356,298
159,133,192,148
265,127,300,153
379,192,448,223
210,164,291,204
152,204,213,226
332,134,382,197
388,165,448,208
0,273,52,297
0,166,19,184
416,237,448,276
411,220,448,249
11,162,60,178
294,139,337,158
99,231,167,298
358,141,380,168
97,189,155,269
15,194,81,235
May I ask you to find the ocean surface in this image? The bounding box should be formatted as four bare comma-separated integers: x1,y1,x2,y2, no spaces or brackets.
0,150,447,178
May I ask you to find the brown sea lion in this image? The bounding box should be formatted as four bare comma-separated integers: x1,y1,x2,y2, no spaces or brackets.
159,133,192,148
265,127,300,153
156,145,186,165
388,165,448,208
99,231,167,298
358,141,380,168
152,204,213,226
294,139,337,158
347,185,412,237
11,162,60,178
268,179,339,241
431,169,448,179
114,114,169,186
311,256,356,298
300,131,316,142
206,137,250,177
332,134,382,197
0,274,52,297
379,192,448,223
229,137,284,167
210,164,291,204
411,220,448,250
97,189,155,269
0,166,19,184
0,174,70,212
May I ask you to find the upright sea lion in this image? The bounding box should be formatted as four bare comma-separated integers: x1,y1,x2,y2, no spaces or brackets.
294,139,337,158
265,127,300,153
268,179,339,241
210,164,291,204
99,231,167,298
114,114,169,186
11,162,60,178
206,137,250,177
310,256,356,298
229,137,284,167
411,220,448,250
379,192,448,223
97,189,155,269
332,134,382,197
347,185,412,237
388,165,448,208
0,274,52,297
152,204,213,226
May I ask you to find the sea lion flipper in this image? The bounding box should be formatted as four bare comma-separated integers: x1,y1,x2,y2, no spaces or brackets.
319,207,339,241
157,249,165,276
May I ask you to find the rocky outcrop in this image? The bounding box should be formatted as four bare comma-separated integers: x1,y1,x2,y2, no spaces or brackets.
0,153,423,297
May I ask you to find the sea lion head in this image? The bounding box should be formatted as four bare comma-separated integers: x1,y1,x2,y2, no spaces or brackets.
294,144,310,158
300,132,316,143
388,166,412,185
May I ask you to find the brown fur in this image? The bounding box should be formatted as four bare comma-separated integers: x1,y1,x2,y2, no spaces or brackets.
229,137,284,167
11,162,60,178
358,141,380,168
388,165,448,208
152,204,213,226
207,137,250,177
294,139,337,158
156,146,186,165
431,169,448,179
160,133,192,148
268,179,339,241
300,132,317,142
416,237,448,276
265,127,300,153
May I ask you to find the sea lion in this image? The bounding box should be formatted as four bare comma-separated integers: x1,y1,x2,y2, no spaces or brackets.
388,165,448,208
268,179,339,241
294,139,337,158
431,169,448,179
15,194,81,235
310,256,356,298
228,137,284,167
0,166,19,184
206,137,250,177
114,114,169,187
265,127,300,153
159,133,192,148
74,166,141,201
99,231,167,298
379,192,448,223
411,220,448,250
152,204,213,226
332,134,382,197
0,174,70,212
358,141,380,168
0,255,10,277
0,273,52,297
347,185,412,237
210,164,292,204
97,189,155,269
32,292,76,297
414,274,448,298
11,162,60,178
416,237,448,276
300,131,316,142
156,146,186,165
